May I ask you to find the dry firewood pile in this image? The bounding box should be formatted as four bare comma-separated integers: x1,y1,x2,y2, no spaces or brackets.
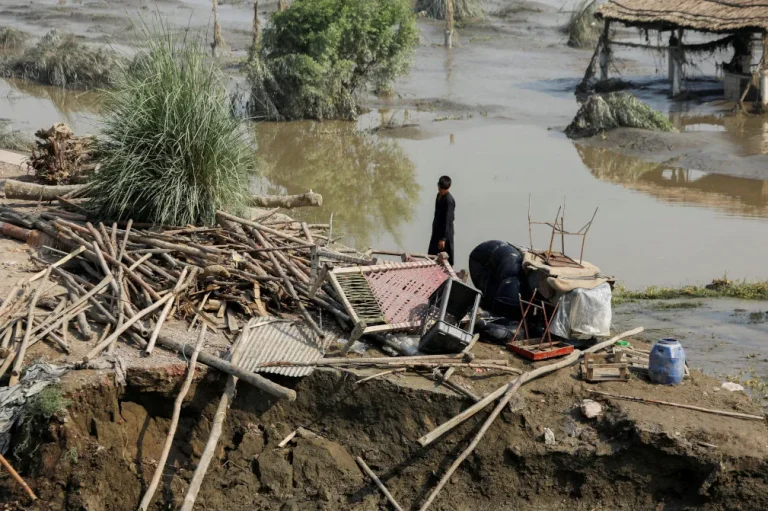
28,124,97,185
0,206,376,388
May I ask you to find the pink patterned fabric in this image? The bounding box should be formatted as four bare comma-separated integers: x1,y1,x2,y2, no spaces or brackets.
364,265,450,324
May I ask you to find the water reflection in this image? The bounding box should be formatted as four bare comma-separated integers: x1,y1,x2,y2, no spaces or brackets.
577,144,768,218
254,121,419,248
670,112,768,156
1,78,102,134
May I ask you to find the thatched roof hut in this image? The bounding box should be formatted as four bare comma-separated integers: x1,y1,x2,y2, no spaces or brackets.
597,0,768,33
579,0,768,104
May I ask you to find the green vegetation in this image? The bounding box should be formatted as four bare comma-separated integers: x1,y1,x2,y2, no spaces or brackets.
88,32,255,226
0,120,33,152
614,279,768,305
564,0,602,49
416,0,485,20
247,0,418,121
0,29,118,89
0,26,26,50
650,301,704,311
14,385,70,458
566,92,677,139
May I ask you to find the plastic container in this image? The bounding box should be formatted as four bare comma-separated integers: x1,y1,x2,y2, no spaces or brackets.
649,339,686,385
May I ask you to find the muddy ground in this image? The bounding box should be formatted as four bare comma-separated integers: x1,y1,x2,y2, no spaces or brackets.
2,338,767,511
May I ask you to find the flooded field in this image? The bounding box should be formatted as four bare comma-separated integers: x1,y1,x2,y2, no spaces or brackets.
1,0,767,290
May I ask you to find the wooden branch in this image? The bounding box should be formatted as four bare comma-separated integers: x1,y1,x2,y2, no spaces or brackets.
144,268,192,356
156,334,296,400
356,368,405,384
356,456,404,511
139,325,208,511
0,452,37,501
417,328,644,511
3,180,85,201
417,327,644,448
588,390,766,421
248,191,323,208
180,321,250,511
9,269,50,386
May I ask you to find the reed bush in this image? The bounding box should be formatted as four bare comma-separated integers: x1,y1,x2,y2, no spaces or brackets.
565,0,602,49
0,29,118,89
87,32,255,226
0,26,26,50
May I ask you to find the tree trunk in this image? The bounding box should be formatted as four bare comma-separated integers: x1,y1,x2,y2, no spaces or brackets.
4,180,323,209
248,191,323,208
212,0,226,58
4,180,84,201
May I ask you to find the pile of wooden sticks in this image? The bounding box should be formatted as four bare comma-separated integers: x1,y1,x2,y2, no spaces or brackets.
0,206,376,385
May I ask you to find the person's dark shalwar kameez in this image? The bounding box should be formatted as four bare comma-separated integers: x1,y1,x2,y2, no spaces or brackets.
428,191,455,266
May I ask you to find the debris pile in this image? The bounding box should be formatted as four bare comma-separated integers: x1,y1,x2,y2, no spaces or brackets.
0,207,374,392
565,92,677,139
28,124,96,184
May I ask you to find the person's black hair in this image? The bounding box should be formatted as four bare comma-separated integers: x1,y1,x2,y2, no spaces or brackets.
438,175,452,189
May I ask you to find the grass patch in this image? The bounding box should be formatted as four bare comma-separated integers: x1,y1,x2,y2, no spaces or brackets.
87,29,255,226
649,301,704,311
14,385,70,459
0,120,33,152
614,279,768,305
0,26,26,50
563,0,602,49
566,92,676,139
0,29,119,89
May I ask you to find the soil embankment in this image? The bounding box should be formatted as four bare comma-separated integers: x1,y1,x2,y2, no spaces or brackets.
2,346,767,510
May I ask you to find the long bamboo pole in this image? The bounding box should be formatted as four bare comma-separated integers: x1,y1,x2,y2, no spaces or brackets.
9,269,51,386
588,390,766,421
417,327,644,447
180,321,250,510
138,325,208,511
417,327,643,511
0,452,37,501
356,456,404,511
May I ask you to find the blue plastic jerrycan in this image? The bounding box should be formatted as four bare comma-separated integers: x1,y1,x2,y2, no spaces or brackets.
649,339,686,385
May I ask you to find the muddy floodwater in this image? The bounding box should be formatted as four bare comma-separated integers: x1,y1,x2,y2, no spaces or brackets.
1,0,767,289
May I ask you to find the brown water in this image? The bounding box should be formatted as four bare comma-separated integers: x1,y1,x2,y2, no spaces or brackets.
1,1,768,289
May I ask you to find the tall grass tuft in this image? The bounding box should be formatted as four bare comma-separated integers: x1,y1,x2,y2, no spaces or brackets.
0,26,26,50
565,0,602,49
0,29,118,89
0,120,33,152
87,31,255,226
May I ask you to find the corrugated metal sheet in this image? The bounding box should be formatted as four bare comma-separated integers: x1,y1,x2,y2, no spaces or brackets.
236,317,336,377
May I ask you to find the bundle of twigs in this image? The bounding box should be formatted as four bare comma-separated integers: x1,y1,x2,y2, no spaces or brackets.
28,124,97,185
0,206,373,391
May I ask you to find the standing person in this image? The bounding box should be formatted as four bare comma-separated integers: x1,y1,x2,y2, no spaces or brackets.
428,175,455,266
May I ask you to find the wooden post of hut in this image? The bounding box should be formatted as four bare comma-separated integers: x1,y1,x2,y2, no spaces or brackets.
762,31,768,107
445,0,455,49
212,0,226,58
249,0,261,61
599,21,611,81
668,29,684,97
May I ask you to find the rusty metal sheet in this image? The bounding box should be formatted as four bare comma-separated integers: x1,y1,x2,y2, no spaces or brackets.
237,317,336,378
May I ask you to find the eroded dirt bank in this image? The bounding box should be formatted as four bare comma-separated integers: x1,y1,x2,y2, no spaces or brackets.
1,362,766,511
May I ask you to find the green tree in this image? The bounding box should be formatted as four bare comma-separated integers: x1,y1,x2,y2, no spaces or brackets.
248,0,418,121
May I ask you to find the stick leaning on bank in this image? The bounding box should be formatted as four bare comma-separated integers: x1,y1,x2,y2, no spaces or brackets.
417,327,644,511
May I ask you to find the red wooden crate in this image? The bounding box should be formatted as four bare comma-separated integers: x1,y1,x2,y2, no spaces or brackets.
506,339,574,361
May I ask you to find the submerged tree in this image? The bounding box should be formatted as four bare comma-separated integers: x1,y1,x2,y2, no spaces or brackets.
88,32,255,226
247,0,418,121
